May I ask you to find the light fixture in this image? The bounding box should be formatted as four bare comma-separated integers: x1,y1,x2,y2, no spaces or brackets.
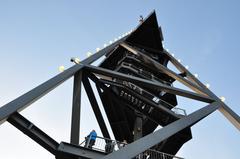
185,65,189,69
194,74,198,78
70,57,80,64
58,65,65,72
96,48,100,52
171,53,175,57
87,52,92,57
205,83,210,88
220,96,226,102
177,59,181,63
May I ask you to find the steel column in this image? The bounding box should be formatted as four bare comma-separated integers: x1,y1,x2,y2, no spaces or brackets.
70,71,82,144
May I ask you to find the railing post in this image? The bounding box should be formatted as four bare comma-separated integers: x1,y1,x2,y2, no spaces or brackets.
85,135,91,148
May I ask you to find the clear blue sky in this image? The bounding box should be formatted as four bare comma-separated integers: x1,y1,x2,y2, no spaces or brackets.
0,1,240,159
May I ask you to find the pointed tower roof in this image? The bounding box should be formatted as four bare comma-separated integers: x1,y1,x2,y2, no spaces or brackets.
126,11,164,51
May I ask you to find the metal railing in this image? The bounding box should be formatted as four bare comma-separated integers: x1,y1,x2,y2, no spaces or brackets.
80,136,184,159
79,136,127,153
119,80,188,117
172,107,187,116
136,149,184,159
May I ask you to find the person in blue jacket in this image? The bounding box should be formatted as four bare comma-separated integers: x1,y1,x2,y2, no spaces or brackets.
86,130,97,149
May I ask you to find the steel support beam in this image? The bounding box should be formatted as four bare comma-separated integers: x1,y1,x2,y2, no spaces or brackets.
120,43,207,96
70,71,82,144
57,142,105,159
88,74,137,138
100,102,220,159
82,74,111,139
84,65,214,103
219,104,240,131
163,49,240,131
7,112,59,155
0,35,128,125
136,44,240,132
163,50,240,131
163,49,202,86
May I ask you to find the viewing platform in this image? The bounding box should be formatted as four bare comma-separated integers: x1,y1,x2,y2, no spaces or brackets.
77,136,184,159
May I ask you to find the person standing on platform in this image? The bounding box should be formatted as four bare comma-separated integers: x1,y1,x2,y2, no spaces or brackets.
86,130,97,149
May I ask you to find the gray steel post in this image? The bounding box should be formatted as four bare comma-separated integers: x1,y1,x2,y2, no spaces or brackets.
70,71,82,144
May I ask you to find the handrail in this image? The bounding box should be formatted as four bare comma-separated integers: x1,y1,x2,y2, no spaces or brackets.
141,149,184,159
79,136,127,153
80,136,184,158
102,77,187,116
172,107,187,116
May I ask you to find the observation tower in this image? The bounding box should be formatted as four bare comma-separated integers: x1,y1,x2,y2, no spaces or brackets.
0,11,239,159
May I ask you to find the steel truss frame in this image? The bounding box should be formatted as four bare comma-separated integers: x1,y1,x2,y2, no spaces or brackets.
0,11,239,159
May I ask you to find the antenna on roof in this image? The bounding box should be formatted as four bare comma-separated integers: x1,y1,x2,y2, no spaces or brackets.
139,15,144,23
